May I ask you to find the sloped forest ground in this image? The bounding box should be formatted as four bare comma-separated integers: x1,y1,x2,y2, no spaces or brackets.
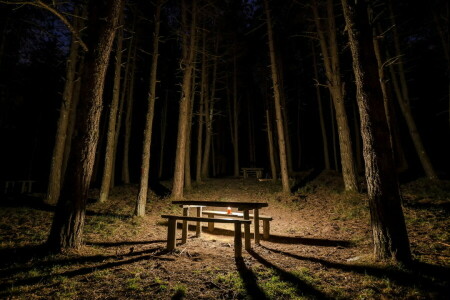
0,172,449,299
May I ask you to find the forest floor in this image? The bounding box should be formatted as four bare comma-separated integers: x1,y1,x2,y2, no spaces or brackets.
0,171,450,299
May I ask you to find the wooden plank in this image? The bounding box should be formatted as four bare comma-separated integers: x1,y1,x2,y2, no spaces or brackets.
196,207,202,237
234,222,242,258
172,200,268,209
161,215,251,224
206,213,215,232
201,210,273,220
263,220,270,239
254,209,260,244
181,207,188,244
167,218,177,251
243,210,251,250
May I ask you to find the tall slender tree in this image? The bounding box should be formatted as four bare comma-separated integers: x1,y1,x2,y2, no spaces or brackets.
136,0,163,216
172,0,197,199
312,0,359,191
264,0,290,193
47,0,124,251
341,0,411,263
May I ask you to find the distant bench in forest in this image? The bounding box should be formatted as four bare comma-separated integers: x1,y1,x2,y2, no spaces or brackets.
3,180,36,194
241,167,264,179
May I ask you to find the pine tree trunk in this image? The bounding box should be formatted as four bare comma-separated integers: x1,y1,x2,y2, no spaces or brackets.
99,13,124,203
122,46,137,185
388,0,438,180
172,0,197,199
136,1,162,216
352,101,363,173
232,55,240,177
264,0,290,193
45,7,82,205
312,42,330,170
341,0,411,263
47,0,123,252
312,0,359,191
266,108,277,181
158,91,168,179
185,60,197,191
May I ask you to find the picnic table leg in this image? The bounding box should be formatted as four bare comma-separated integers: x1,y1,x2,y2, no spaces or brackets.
234,223,242,258
196,207,202,237
254,209,260,244
243,210,251,250
263,220,270,239
167,217,177,251
181,207,189,244
207,213,215,232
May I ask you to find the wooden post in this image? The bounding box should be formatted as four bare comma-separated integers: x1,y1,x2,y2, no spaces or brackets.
243,210,251,250
234,222,242,258
196,207,202,237
263,220,270,240
254,209,260,244
207,213,215,232
167,217,177,251
181,207,189,244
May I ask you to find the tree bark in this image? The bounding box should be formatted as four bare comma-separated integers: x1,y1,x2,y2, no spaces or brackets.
171,0,197,199
387,0,438,180
45,7,82,205
99,12,124,203
47,0,124,252
266,108,277,181
264,0,290,193
136,1,162,216
341,0,411,263
312,0,359,191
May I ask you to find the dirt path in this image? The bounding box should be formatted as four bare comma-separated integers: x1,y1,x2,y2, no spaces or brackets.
1,173,449,299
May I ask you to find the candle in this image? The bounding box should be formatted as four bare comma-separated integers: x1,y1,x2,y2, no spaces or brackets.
227,207,231,214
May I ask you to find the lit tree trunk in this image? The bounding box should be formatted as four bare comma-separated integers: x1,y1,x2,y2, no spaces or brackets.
312,0,359,191
135,1,162,216
266,108,277,181
62,56,83,178
352,101,363,173
47,0,123,252
388,0,438,180
331,96,338,171
99,12,124,203
185,56,197,191
264,0,290,193
341,0,411,263
171,0,197,199
45,7,82,205
373,27,408,173
312,42,330,170
158,90,168,179
122,45,137,185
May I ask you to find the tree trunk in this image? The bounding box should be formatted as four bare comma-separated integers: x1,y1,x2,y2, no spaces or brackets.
122,45,137,185
312,42,330,170
158,90,168,179
312,0,359,191
47,0,123,252
45,7,82,205
99,12,124,203
387,0,438,180
231,54,240,177
266,108,277,181
264,0,290,193
185,55,197,191
171,0,197,199
135,1,162,216
341,0,411,263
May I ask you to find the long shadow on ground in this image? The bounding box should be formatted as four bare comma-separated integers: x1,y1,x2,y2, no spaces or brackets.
248,249,331,299
261,245,450,297
0,245,170,296
235,257,268,299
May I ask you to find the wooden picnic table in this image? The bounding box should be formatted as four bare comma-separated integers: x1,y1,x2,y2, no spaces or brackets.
172,200,268,250
241,167,264,179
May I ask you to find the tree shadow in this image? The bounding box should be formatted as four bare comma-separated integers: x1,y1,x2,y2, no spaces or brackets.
267,235,353,247
86,240,167,247
0,245,171,294
235,257,268,300
260,245,450,296
290,168,322,193
149,181,171,198
247,249,331,299
0,194,54,212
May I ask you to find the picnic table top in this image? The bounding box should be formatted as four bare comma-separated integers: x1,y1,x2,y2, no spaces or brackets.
241,167,264,170
172,200,268,210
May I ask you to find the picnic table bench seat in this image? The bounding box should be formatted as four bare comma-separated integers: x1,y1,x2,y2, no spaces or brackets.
202,210,272,239
161,215,251,257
